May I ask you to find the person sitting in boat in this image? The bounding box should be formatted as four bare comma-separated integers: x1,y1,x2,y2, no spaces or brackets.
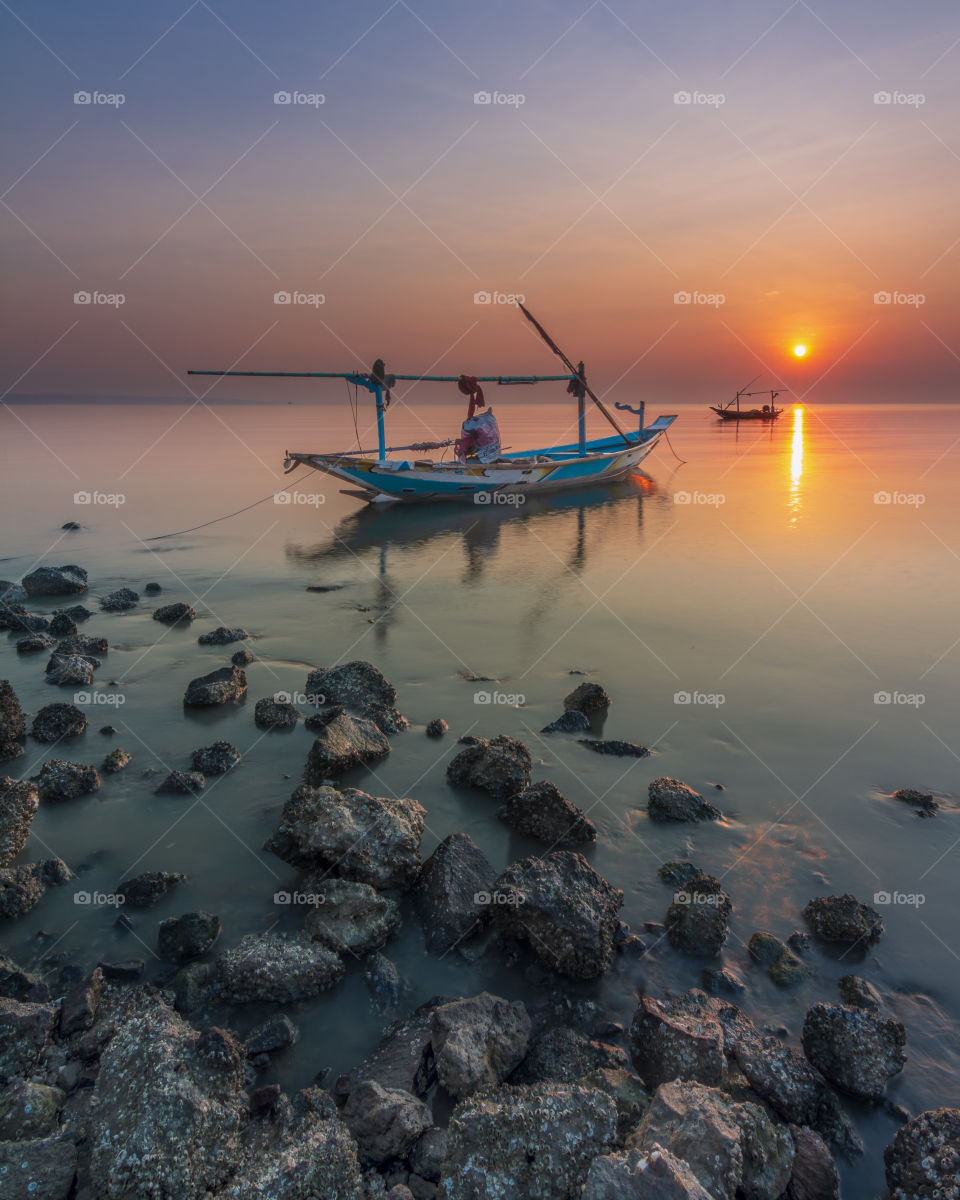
454,375,501,463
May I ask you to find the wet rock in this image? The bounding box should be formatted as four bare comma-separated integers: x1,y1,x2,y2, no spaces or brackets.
47,612,76,637
98,959,145,983
0,1079,63,1139
786,1125,840,1200
0,995,57,1077
787,930,811,954
0,681,26,761
892,786,938,815
0,777,38,866
368,705,409,735
335,997,448,1102
883,1106,960,1200
101,747,131,773
579,739,650,757
411,1127,447,1183
748,931,808,986
440,1082,617,1200
198,625,248,645
490,851,624,979
31,702,86,743
577,1067,650,1144
100,586,139,611
304,708,390,776
144,581,162,594
801,1002,905,1099
59,966,103,1036
665,875,731,956
341,1078,432,1167
231,647,254,666
216,931,344,1003
0,580,27,603
430,992,531,1099
44,652,95,687
630,995,724,1089
564,681,611,712
158,910,221,962
497,780,597,844
0,858,71,920
304,877,400,954
244,1012,299,1055
629,1079,794,1200
306,659,396,713
268,784,424,891
446,734,532,800
153,601,196,623
511,1025,628,1085
56,633,107,656
701,966,746,995
540,710,590,733
425,718,448,737
648,777,721,822
0,951,49,1001
156,768,205,794
802,893,883,944
191,740,241,774
22,565,87,598
364,951,404,1009
169,961,210,1013
583,1144,715,1200
183,664,247,707
16,632,55,654
0,1136,76,1199
836,974,881,1010
37,759,100,802
0,604,50,634
254,695,300,729
412,833,496,955
658,861,703,886
116,869,186,907
100,724,117,736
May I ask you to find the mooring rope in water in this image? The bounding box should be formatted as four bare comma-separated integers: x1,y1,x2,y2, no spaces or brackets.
663,431,687,464
143,472,314,541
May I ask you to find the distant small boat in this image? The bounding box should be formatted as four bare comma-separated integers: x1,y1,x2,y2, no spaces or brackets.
189,305,678,505
711,377,785,421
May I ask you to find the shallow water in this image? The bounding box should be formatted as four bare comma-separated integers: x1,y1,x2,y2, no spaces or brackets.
3,395,960,1197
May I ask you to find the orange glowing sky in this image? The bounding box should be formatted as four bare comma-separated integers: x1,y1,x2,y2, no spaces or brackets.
1,0,959,403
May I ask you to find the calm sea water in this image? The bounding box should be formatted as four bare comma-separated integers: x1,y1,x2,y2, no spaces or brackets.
3,396,959,1198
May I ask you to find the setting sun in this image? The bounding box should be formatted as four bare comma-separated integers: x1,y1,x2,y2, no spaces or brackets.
793,344,809,357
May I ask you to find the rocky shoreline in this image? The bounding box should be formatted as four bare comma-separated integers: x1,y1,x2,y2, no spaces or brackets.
1,567,958,1199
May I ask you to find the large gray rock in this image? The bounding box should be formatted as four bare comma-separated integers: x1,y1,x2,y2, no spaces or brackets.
268,784,424,891
116,870,185,907
197,625,248,645
563,681,611,712
158,911,221,962
439,1082,617,1200
802,894,883,944
335,998,449,1103
490,851,624,979
0,952,49,1001
430,992,531,1099
45,652,95,686
786,1125,840,1200
254,696,300,730
304,877,400,954
153,601,196,623
183,665,247,707
37,758,100,802
100,587,139,612
0,1079,63,1139
0,777,38,866
583,1144,714,1200
22,565,87,597
412,833,496,955
629,1080,794,1200
0,1137,76,1199
306,659,397,711
630,995,724,1089
0,858,71,920
304,708,390,776
0,681,25,760
648,777,721,822
191,741,240,774
801,1002,906,1099
216,932,343,1003
664,875,732,956
883,1107,960,1200
511,1025,629,1086
31,702,86,743
340,1078,432,1167
0,995,57,1078
446,734,532,800
497,781,597,844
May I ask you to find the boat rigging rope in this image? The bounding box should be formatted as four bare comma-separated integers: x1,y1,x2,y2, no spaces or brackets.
663,431,687,464
142,472,314,541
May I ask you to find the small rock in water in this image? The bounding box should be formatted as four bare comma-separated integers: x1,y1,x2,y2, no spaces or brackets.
98,960,145,982
231,647,254,665
837,974,882,1010
665,874,731,956
541,710,590,733
363,951,404,1009
803,893,883,944
116,870,186,907
579,738,649,757
47,611,77,637
215,931,344,1003
62,520,81,530
0,681,26,762
152,601,196,623
748,931,808,986
564,681,611,712
38,759,101,802
648,777,721,822
101,747,131,773
303,876,400,954
100,587,140,612
658,861,703,886
157,910,221,962
425,718,448,737
497,780,597,844
0,778,38,867
306,584,345,592
197,625,249,645
183,665,247,707
23,564,88,597
156,769,205,795
16,632,55,654
702,966,746,995
29,703,85,745
100,724,118,736
412,833,496,955
144,581,162,593
254,696,299,730
883,1107,960,1200
244,1012,299,1055
45,652,96,687
304,709,390,776
191,740,241,774
892,787,938,816
446,734,532,799
801,1001,906,1099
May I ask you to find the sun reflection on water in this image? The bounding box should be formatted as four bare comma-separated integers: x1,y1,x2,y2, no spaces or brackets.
789,406,804,526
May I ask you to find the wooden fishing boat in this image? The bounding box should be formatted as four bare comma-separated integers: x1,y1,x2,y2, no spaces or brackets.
189,304,677,505
711,378,785,421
